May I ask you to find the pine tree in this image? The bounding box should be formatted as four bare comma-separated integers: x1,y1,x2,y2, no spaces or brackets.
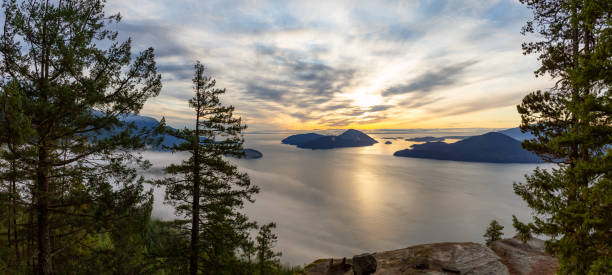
154,61,259,275
483,220,504,246
0,0,162,274
256,222,281,275
513,0,611,273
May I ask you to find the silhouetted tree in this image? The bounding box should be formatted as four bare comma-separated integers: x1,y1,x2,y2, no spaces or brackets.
513,0,611,273
154,61,258,275
256,222,281,275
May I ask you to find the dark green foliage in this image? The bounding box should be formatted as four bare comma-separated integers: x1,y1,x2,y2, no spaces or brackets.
257,222,282,275
0,1,294,274
152,61,259,275
483,220,504,246
513,0,611,273
0,0,161,274
142,219,191,274
511,215,532,244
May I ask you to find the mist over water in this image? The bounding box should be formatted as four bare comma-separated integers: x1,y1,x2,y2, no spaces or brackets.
141,132,549,265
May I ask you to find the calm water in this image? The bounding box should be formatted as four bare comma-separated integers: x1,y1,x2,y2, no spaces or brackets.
142,132,549,265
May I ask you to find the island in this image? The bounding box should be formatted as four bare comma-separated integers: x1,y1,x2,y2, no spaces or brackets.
240,148,263,159
282,129,378,149
405,136,469,142
281,133,325,145
394,132,542,163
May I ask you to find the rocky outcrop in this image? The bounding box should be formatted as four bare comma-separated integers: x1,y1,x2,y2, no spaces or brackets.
490,237,558,275
302,238,558,275
302,242,509,275
352,253,377,275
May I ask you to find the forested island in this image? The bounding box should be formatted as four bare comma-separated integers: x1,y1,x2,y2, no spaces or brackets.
394,132,542,163
282,129,377,149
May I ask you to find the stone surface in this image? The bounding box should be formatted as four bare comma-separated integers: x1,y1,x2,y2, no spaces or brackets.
490,237,558,275
352,253,377,275
302,242,509,275
326,258,352,275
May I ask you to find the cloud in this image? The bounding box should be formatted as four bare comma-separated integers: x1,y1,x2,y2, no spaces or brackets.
382,60,478,97
426,92,525,118
106,0,543,130
242,46,356,111
245,83,287,101
367,105,393,112
116,21,195,59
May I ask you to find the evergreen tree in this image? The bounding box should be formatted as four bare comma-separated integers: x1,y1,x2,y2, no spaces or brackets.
513,0,611,273
0,0,162,274
483,220,504,246
154,61,259,275
256,222,281,275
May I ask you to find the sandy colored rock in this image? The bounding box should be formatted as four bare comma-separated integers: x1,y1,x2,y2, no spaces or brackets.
302,242,509,275
489,237,558,275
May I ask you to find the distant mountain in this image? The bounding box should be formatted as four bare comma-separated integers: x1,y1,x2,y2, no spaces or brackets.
394,132,542,163
282,129,378,149
497,127,535,141
90,112,183,150
122,114,184,150
96,114,261,158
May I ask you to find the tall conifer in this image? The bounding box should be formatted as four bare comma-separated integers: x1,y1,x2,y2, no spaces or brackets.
154,61,258,275
513,0,611,273
0,1,161,273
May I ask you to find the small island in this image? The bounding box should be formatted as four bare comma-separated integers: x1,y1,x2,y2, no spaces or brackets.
242,148,263,159
394,132,542,163
282,129,378,149
405,136,468,142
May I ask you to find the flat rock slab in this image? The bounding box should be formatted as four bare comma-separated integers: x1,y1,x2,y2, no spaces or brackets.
490,237,558,275
302,242,509,275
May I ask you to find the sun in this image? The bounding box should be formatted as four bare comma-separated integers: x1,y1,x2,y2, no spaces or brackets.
346,92,383,108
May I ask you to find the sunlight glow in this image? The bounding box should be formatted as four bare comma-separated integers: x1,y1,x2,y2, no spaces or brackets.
347,92,383,108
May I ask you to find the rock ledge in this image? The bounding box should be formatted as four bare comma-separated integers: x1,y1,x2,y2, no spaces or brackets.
302,238,558,275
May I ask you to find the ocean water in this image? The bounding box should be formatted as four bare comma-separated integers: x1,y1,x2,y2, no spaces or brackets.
141,132,549,265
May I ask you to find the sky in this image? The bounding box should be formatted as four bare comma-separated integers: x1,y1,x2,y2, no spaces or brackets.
106,0,553,131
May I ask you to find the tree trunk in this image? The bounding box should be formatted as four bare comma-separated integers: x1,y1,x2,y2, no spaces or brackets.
190,104,202,275
190,173,200,275
36,147,51,275
12,159,20,262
